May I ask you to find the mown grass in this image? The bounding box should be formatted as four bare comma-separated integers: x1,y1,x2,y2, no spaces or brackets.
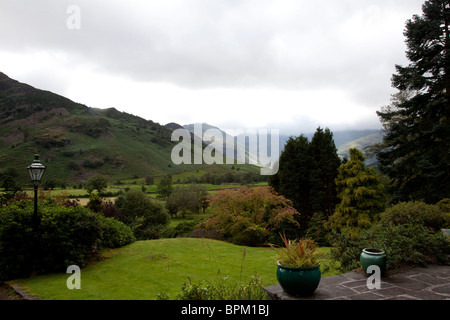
12,238,339,300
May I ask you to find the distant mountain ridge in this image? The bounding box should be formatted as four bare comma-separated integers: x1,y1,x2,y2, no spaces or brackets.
0,72,256,185
179,122,383,165
0,71,381,187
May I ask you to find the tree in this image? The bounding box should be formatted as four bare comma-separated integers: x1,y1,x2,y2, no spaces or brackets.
115,189,170,239
190,184,209,213
0,167,22,205
144,175,154,186
376,0,450,203
85,175,108,194
269,135,311,227
166,186,198,218
156,174,173,199
166,184,209,218
268,127,341,232
327,149,386,239
308,127,341,216
202,186,300,246
86,192,104,213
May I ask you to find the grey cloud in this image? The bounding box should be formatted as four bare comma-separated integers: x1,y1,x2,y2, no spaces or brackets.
0,1,420,81
0,0,425,128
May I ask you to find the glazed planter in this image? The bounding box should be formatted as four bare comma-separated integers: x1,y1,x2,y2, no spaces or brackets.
360,248,386,275
276,262,321,297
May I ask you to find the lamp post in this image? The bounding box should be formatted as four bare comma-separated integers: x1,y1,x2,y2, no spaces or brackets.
27,154,46,226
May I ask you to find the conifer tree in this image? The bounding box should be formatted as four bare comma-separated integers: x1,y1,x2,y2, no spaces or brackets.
309,127,341,216
327,149,385,239
376,0,450,203
269,135,312,226
269,127,341,233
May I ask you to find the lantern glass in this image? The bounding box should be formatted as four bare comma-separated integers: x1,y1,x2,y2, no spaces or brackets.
27,154,46,183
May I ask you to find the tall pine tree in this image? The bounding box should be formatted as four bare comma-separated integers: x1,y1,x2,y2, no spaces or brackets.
269,127,341,234
376,0,450,203
270,135,312,225
309,127,341,216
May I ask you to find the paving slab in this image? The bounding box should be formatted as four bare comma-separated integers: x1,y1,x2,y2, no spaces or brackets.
264,265,450,300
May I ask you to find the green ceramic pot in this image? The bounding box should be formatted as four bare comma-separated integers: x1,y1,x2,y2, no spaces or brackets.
360,248,386,275
276,262,321,297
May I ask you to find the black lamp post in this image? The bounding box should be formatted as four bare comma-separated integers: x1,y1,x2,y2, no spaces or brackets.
27,154,46,225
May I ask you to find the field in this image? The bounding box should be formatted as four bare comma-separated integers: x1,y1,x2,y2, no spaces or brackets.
10,238,339,300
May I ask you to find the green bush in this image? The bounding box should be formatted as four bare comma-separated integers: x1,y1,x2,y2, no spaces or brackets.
0,199,137,281
364,220,449,270
380,201,450,231
161,221,198,238
98,215,135,248
328,219,450,273
0,200,36,280
115,189,170,240
0,200,103,281
328,230,363,272
169,273,266,300
39,203,103,273
307,211,330,246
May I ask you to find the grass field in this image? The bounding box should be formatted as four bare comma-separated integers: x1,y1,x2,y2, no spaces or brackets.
11,238,340,300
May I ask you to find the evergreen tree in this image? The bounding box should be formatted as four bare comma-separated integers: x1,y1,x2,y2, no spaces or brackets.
376,0,450,203
327,149,386,239
269,128,341,232
309,127,341,216
269,135,311,229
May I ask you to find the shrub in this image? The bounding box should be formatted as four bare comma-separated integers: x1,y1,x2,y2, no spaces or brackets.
115,189,170,240
380,201,450,231
39,203,103,272
188,228,225,241
307,211,330,246
0,199,103,281
102,199,121,219
363,220,450,270
98,215,135,248
202,187,300,246
271,234,319,268
86,192,104,213
328,219,450,273
328,230,363,272
0,200,36,280
161,221,198,238
173,273,266,300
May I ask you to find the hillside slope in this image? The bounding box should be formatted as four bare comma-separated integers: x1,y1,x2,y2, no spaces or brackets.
0,72,254,186
337,131,384,166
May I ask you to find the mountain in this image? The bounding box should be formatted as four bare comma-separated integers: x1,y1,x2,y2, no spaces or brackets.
0,72,257,186
0,71,382,187
182,123,383,166
337,131,384,166
182,123,259,165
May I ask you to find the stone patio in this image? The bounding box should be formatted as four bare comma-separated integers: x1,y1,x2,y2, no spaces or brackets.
264,265,450,300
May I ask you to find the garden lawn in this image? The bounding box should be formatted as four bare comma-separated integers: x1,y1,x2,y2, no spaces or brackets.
12,238,338,300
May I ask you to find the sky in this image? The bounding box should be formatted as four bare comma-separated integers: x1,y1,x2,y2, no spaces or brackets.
0,0,426,135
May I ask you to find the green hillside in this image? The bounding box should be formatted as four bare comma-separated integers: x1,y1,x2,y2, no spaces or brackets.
0,72,258,186
337,131,384,166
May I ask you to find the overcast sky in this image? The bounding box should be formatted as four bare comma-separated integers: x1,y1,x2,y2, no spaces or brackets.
0,0,425,135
